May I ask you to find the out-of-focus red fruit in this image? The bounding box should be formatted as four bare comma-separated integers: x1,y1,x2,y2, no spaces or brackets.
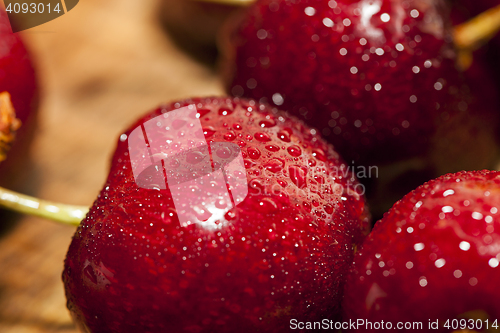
0,8,38,189
343,170,500,332
63,97,370,333
222,0,466,163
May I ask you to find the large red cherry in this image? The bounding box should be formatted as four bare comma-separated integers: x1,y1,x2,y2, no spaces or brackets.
343,170,500,332
63,97,370,333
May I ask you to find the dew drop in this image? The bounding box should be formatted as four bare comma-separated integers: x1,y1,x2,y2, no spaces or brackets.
312,148,327,161
215,199,228,209
225,210,237,220
244,159,255,169
277,131,291,142
265,144,280,152
304,6,316,16
248,147,261,159
289,165,308,188
197,109,211,118
459,241,470,251
254,132,271,142
216,147,232,159
259,118,276,128
265,158,284,173
272,93,284,106
218,108,234,116
224,132,236,141
287,145,302,157
203,127,216,138
186,151,205,164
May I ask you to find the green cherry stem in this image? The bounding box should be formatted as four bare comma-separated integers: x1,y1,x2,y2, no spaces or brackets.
0,186,88,226
0,92,86,226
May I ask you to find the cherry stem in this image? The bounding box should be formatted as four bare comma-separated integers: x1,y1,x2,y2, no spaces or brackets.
0,186,87,226
0,94,84,225
453,4,500,51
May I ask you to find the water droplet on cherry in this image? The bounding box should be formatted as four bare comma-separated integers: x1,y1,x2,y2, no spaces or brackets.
218,108,234,116
254,132,271,142
277,131,291,142
197,109,211,118
289,165,308,188
244,159,256,169
216,147,232,159
312,148,327,161
186,151,205,164
264,158,284,173
203,127,215,138
224,132,236,141
248,147,261,159
287,145,302,157
259,118,276,128
265,144,280,152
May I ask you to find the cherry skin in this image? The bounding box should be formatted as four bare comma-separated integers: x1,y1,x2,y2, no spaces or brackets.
63,97,370,333
343,170,500,332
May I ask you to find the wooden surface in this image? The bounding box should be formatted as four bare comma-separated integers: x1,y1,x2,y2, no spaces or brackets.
0,0,223,332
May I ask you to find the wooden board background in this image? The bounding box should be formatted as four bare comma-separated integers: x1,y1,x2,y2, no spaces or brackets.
0,0,224,331
0,0,498,332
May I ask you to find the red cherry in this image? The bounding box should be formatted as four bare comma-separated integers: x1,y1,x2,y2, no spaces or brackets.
63,97,370,333
0,8,37,133
0,8,38,188
343,170,500,332
222,0,490,165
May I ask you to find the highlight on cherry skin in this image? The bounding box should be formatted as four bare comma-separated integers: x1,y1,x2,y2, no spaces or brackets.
127,105,248,228
62,97,371,333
